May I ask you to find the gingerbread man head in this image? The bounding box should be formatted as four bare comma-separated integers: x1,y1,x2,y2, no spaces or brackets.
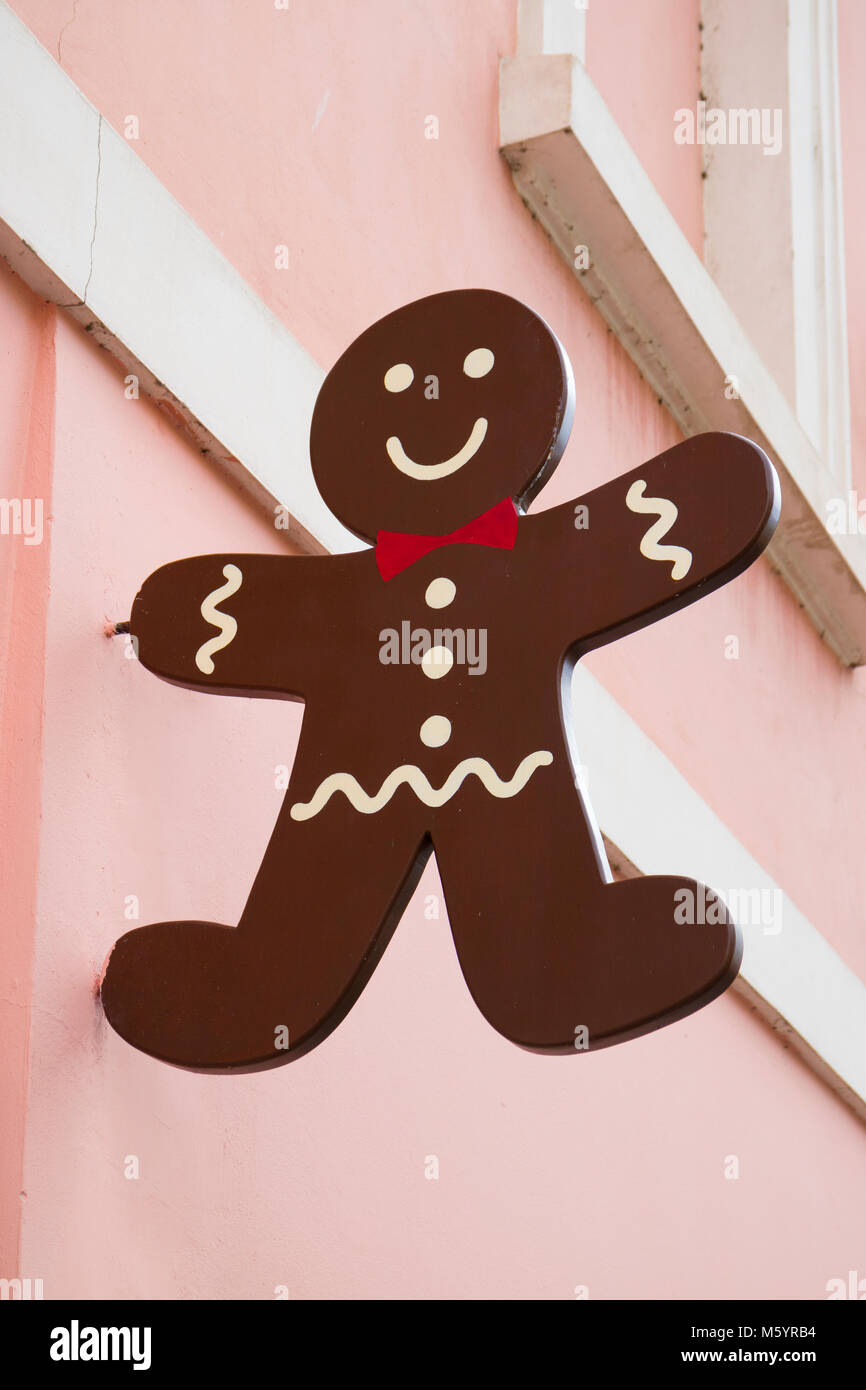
310,288,574,541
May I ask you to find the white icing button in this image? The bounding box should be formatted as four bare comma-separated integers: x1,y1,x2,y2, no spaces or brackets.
420,715,451,748
425,577,456,609
421,645,453,679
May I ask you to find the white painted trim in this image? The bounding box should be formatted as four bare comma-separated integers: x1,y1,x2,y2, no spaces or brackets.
517,0,587,62
0,2,359,558
787,0,852,488
817,0,851,489
0,2,862,1113
500,52,866,665
572,667,866,1119
788,0,822,445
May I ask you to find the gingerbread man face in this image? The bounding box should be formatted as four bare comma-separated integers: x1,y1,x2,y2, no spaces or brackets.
101,288,780,1073
310,289,573,540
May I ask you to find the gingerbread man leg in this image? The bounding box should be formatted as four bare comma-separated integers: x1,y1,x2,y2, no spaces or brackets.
101,796,430,1072
433,765,740,1052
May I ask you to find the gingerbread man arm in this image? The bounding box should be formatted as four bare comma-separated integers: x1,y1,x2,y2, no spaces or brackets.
130,553,324,699
527,432,780,653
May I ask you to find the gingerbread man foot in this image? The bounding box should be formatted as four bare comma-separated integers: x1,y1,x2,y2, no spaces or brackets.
443,871,741,1053
100,921,294,1072
101,798,431,1071
435,772,742,1051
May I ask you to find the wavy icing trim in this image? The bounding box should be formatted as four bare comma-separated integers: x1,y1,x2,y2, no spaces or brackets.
290,750,553,821
625,480,693,581
195,564,243,674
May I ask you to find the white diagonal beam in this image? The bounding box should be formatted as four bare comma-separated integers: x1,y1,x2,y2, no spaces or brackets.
0,1,359,557
500,53,866,667
574,668,866,1120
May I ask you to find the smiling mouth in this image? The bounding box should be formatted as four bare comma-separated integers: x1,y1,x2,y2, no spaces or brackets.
385,417,488,480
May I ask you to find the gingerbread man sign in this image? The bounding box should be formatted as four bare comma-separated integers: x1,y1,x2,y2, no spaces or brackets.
101,289,780,1071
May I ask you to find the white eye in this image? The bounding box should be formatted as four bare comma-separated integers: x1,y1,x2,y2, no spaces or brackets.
463,347,494,378
384,363,414,393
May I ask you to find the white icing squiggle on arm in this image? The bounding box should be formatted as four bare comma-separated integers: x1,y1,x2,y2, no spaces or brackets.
195,564,243,674
625,480,693,581
290,751,553,821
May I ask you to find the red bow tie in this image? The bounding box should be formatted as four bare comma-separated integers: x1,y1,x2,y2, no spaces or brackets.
376,498,519,581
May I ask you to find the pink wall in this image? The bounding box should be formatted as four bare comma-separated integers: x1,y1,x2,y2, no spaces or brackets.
0,270,54,1275
2,2,864,1298
587,0,704,256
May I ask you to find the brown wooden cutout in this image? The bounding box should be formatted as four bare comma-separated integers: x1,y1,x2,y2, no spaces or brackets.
100,289,781,1071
